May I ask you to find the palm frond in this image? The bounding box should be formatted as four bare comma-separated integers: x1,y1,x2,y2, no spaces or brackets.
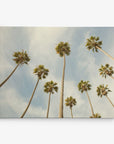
65,96,77,108
44,81,58,94
33,65,49,80
96,84,111,97
85,36,102,53
78,80,92,93
13,50,30,65
55,42,71,57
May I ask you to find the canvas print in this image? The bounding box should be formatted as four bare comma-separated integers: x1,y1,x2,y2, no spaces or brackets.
0,27,114,118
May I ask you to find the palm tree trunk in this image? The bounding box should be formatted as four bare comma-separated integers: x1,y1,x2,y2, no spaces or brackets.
70,107,73,118
85,91,94,116
59,53,66,118
106,95,114,107
0,63,20,87
46,92,51,118
20,78,40,118
110,76,114,79
96,46,114,60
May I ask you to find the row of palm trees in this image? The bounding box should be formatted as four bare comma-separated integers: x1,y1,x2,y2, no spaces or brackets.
78,81,114,118
85,36,114,117
64,36,114,118
0,36,114,118
65,79,114,118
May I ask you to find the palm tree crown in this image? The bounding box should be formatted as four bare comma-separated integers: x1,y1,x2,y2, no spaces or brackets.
78,80,91,93
90,113,101,118
33,65,49,80
65,96,77,108
55,42,71,57
97,84,111,97
13,50,30,64
86,36,102,52
44,81,58,94
99,64,114,78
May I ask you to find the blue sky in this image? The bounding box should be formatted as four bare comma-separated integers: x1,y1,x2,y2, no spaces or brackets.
0,27,114,118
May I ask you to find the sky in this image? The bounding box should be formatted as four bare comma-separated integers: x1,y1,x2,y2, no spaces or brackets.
0,27,114,118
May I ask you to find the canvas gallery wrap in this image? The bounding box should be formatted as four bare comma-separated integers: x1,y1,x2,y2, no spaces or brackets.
0,27,114,118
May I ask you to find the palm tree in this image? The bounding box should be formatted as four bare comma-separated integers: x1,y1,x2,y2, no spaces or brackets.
99,64,114,79
86,36,114,60
55,42,71,118
0,50,30,87
90,113,101,118
20,65,49,118
65,96,77,118
78,80,95,117
44,81,58,118
97,84,114,107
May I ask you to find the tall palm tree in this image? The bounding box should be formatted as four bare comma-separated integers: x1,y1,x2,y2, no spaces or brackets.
44,81,58,118
97,84,114,108
55,42,71,118
99,64,114,79
90,113,101,118
78,80,95,117
86,36,114,60
0,50,30,87
20,65,49,118
65,96,77,118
